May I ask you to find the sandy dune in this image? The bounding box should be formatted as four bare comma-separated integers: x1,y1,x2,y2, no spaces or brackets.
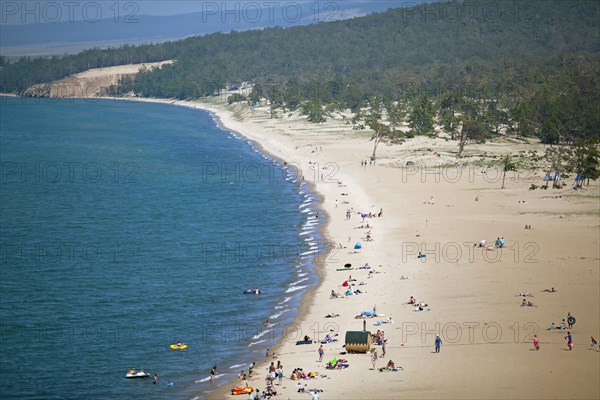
22,61,173,98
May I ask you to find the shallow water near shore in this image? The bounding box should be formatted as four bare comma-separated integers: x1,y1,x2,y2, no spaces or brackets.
0,97,321,399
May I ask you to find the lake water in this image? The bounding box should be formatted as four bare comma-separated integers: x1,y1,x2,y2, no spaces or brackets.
0,97,321,399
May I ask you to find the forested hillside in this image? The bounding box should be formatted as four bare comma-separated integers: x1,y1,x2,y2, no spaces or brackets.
1,0,599,144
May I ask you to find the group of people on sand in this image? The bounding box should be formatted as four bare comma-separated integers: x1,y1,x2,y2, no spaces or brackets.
534,311,600,352
521,298,535,307
407,296,428,311
537,330,578,351
290,368,312,380
520,287,560,306
373,330,388,357
326,358,348,370
548,321,567,330
548,313,575,330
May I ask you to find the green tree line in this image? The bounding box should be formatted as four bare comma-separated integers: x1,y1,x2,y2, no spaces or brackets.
1,0,599,145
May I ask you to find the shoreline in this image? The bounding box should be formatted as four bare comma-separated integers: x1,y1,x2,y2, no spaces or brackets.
2,93,331,399
105,95,337,398
4,94,599,400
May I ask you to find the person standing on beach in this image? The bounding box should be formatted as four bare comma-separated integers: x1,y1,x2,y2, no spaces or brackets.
318,345,324,362
565,332,573,350
591,337,597,350
248,362,255,377
533,335,540,351
210,365,217,382
371,350,378,369
435,335,442,353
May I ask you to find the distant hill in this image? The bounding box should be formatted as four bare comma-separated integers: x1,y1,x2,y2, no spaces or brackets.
0,1,398,55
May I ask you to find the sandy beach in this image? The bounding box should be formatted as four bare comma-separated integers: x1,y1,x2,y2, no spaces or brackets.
7,92,598,399
154,96,598,400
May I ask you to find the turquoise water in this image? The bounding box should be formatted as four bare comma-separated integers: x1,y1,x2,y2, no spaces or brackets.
0,97,321,399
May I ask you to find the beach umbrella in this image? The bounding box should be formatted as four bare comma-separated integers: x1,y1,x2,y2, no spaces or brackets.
354,242,362,249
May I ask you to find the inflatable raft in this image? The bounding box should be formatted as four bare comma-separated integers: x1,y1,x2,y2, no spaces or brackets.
170,344,188,350
231,386,253,395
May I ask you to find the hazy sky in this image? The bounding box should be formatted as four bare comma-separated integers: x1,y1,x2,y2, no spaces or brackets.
1,0,407,25
1,1,429,55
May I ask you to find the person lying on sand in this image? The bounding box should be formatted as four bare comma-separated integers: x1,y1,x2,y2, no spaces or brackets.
378,360,403,371
408,296,416,305
321,334,338,344
516,292,534,297
542,287,558,292
330,290,341,298
325,313,340,318
355,314,375,319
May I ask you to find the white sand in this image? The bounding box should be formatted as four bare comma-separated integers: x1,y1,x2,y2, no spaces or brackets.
62,94,600,399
